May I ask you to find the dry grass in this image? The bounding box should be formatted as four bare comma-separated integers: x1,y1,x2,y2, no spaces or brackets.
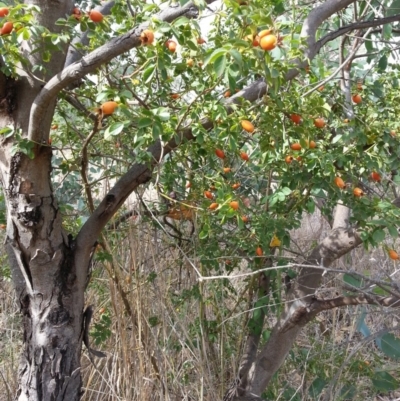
1,209,400,401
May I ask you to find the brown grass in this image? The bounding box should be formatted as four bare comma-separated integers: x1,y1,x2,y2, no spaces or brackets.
1,209,400,401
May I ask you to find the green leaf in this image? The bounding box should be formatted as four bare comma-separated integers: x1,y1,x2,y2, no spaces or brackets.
79,20,88,32
368,219,387,226
228,65,240,78
253,308,261,320
0,126,13,137
387,225,398,239
138,117,153,128
269,68,279,79
356,307,371,337
18,27,30,41
152,121,163,139
186,39,198,51
387,0,400,16
214,55,227,77
51,34,60,45
383,23,392,39
373,285,391,296
119,90,133,100
380,333,400,360
248,316,263,335
372,229,386,243
172,17,189,27
378,55,388,72
96,91,112,102
229,49,243,68
322,102,332,112
371,371,399,392
339,384,356,399
306,199,315,213
148,316,160,327
143,65,155,84
332,134,342,144
274,0,285,13
43,50,51,62
104,122,124,140
308,377,327,398
199,227,209,239
203,48,227,68
371,81,384,97
262,329,270,342
343,273,362,288
232,39,251,48
157,22,171,33
365,38,374,54
151,107,170,121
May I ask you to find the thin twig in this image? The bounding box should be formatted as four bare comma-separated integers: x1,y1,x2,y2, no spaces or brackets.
80,114,103,213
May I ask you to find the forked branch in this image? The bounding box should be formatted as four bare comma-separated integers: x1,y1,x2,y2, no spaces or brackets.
281,294,400,332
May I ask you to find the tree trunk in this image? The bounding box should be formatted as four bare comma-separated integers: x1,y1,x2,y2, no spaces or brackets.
0,112,88,401
0,3,89,399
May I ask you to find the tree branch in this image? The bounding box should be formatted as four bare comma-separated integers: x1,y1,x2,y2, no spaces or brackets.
280,0,357,83
80,115,103,213
64,93,98,121
27,0,206,142
242,226,362,397
301,0,357,62
280,294,400,331
65,1,116,69
315,13,400,54
312,293,400,311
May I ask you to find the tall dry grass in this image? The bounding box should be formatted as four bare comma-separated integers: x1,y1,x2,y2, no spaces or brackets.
1,209,400,401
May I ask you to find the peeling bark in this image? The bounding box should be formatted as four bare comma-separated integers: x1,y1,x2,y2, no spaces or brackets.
2,148,86,401
0,2,89,399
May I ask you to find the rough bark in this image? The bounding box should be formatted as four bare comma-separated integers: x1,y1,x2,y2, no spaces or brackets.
0,2,86,400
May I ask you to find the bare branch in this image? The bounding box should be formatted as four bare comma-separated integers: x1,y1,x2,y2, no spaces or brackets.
315,13,400,54
313,294,400,310
281,294,400,331
64,93,98,121
80,115,103,213
301,0,357,61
